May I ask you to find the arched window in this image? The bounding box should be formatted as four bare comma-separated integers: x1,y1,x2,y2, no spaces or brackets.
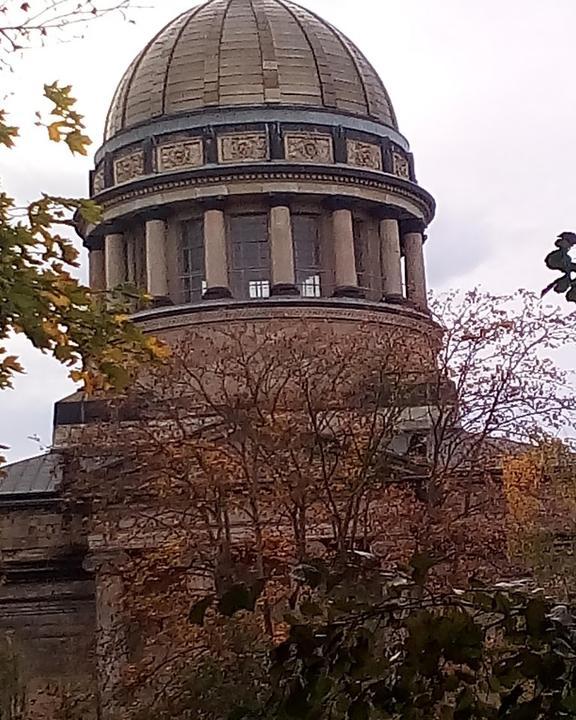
293,214,322,298
181,218,205,303
229,214,270,299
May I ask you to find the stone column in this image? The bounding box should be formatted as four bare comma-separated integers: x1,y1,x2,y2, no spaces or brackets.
332,207,361,298
146,219,169,300
84,552,129,720
403,222,428,309
89,244,106,292
203,205,232,299
380,218,403,300
270,203,299,296
105,233,126,290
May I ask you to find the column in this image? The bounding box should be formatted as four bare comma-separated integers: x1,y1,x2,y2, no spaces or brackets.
89,244,106,292
203,206,232,299
105,233,126,290
380,218,403,300
403,223,428,309
270,203,299,296
84,552,129,720
332,207,362,298
145,219,169,300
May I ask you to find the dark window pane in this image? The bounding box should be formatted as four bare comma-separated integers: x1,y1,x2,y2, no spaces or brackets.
353,219,368,290
294,214,322,298
180,219,206,303
229,214,270,299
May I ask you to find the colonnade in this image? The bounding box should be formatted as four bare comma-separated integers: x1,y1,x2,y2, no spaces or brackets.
88,205,428,309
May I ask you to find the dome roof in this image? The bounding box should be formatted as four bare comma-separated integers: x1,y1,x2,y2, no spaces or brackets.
105,0,398,141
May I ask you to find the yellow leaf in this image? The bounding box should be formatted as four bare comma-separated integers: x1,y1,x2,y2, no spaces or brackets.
47,121,65,142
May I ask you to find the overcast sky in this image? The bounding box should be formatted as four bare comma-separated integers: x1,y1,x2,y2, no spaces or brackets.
1,0,575,464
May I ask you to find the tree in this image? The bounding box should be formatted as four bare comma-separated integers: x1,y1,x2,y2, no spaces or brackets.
57,290,576,719
0,1,168,462
543,232,576,302
0,0,133,68
251,560,576,720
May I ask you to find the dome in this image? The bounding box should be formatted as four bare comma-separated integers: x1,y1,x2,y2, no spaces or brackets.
104,0,398,141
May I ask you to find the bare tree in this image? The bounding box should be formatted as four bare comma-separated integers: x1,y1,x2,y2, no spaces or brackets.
0,0,136,67
59,290,576,719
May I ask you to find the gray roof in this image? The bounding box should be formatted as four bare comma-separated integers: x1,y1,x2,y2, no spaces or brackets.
0,453,62,496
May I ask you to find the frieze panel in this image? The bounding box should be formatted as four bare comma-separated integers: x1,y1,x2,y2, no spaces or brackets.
157,139,204,172
347,139,382,171
218,133,269,164
114,151,145,185
392,152,410,180
284,133,334,164
93,167,106,195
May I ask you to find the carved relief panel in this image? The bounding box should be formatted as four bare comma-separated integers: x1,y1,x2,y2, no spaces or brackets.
392,152,411,180
346,140,383,171
92,167,106,195
284,132,334,164
156,139,204,172
218,133,269,163
114,151,145,185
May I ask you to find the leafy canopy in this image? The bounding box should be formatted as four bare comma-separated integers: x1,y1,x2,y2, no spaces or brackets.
0,83,168,397
543,232,576,303
218,559,576,720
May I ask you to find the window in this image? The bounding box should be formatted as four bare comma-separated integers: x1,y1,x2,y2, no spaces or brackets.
293,214,322,298
126,232,147,289
353,219,368,292
181,219,206,303
229,214,270,299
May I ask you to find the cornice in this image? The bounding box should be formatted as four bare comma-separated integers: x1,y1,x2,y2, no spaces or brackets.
88,165,435,237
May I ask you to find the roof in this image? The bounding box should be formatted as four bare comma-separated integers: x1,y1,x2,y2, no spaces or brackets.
105,0,398,141
0,454,62,496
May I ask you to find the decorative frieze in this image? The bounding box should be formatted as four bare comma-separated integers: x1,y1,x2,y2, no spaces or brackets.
392,152,410,180
346,139,382,171
114,151,145,185
93,166,106,194
284,132,334,164
156,139,204,172
218,133,269,164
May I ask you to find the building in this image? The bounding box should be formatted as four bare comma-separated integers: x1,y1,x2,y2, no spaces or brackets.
0,0,455,716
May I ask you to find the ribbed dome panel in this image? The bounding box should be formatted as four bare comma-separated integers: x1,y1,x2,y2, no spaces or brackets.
104,0,398,141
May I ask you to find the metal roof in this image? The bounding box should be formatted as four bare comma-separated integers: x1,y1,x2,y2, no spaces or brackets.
0,453,62,496
105,0,398,141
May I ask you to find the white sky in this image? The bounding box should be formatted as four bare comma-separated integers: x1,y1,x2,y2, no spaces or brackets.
1,0,575,463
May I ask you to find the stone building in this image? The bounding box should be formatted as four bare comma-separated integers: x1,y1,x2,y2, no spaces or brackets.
0,0,453,715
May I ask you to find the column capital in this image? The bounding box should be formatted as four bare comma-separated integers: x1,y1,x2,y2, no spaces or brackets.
86,237,105,252
200,197,227,213
141,207,169,223
83,550,130,576
374,206,403,222
401,218,426,236
266,192,294,209
324,197,356,213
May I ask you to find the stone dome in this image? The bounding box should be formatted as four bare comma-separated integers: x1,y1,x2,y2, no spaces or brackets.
104,0,398,141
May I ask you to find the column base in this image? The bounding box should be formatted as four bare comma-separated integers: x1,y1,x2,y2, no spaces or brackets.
382,293,406,304
271,283,300,297
405,298,431,314
203,286,233,300
150,296,174,309
333,286,365,299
